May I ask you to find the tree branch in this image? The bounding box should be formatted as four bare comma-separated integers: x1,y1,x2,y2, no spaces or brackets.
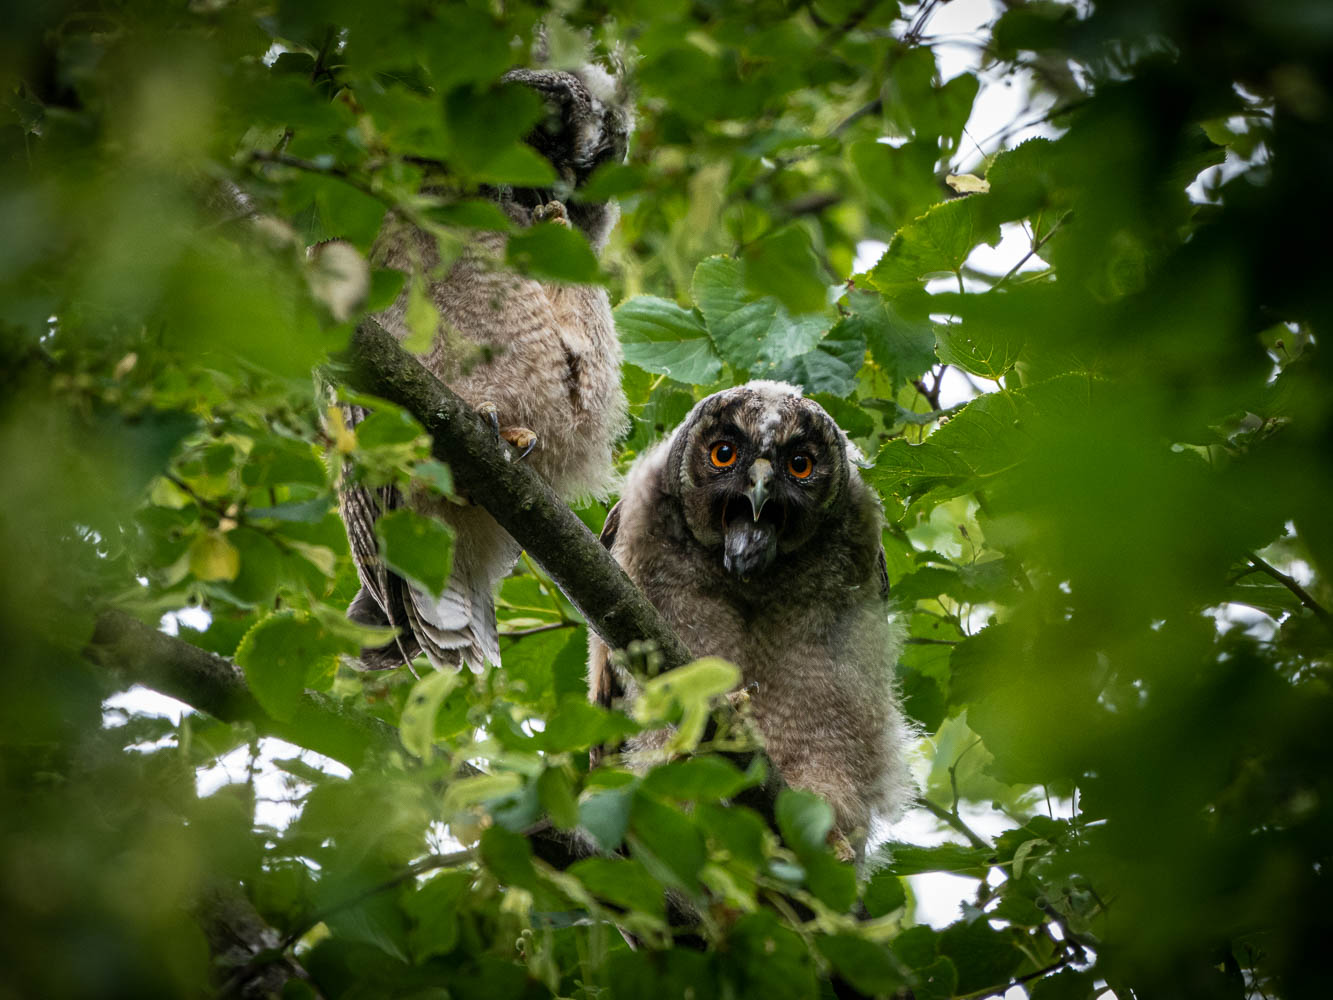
1246,553,1333,633
87,609,400,769
339,317,695,671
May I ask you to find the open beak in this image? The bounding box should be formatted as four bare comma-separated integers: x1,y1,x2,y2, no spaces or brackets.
745,458,773,521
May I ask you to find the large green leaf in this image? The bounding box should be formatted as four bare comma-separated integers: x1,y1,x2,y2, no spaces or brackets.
614,295,724,384
373,508,455,598
692,256,831,374
234,612,351,721
869,197,1002,295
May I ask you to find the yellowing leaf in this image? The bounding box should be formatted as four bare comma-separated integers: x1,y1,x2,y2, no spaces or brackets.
400,669,462,759
946,173,990,194
188,531,240,581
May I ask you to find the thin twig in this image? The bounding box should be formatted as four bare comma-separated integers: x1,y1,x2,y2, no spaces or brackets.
994,210,1071,288
951,956,1074,1000
501,621,577,638
1246,554,1333,632
917,796,991,851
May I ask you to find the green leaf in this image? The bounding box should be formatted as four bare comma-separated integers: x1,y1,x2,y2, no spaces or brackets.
615,296,723,385
772,322,866,396
695,801,769,868
726,912,818,998
742,225,829,315
219,526,283,606
938,917,1024,994
189,531,240,582
817,934,907,995
374,508,455,598
642,756,753,801
419,11,512,90
323,890,409,963
539,697,639,752
404,869,473,962
579,786,634,852
505,222,600,284
355,407,424,448
862,870,908,917
242,438,326,487
629,790,707,893
1029,968,1098,1000
633,657,741,753
234,612,350,721
875,841,994,878
775,787,834,855
935,324,1023,381
245,496,331,523
912,957,959,1000
537,766,580,830
399,669,461,759
569,856,665,918
846,289,939,385
479,824,539,890
403,274,440,354
691,256,830,373
869,197,1002,295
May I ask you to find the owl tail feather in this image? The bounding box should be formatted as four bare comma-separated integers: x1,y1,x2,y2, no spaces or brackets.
405,559,503,674
348,584,423,670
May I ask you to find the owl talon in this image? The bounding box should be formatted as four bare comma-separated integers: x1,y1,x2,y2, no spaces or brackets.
477,401,502,439
828,828,856,864
533,200,569,226
501,427,538,461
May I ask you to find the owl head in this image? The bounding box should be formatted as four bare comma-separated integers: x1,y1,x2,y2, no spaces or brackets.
664,381,857,580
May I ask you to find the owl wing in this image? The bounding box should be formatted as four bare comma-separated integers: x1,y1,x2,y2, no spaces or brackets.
598,500,622,550
877,547,890,600
339,404,513,673
401,509,514,673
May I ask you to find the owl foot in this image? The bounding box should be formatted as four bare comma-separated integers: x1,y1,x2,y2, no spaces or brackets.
477,401,502,437
501,426,538,460
827,828,856,864
533,200,569,226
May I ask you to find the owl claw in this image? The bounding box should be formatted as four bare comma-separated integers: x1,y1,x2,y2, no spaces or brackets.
501,427,538,460
827,828,856,864
477,401,502,439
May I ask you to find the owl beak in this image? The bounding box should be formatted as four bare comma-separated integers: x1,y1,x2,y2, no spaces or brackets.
745,459,774,521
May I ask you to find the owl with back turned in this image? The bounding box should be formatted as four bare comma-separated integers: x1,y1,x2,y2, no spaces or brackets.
339,63,632,671
589,381,913,853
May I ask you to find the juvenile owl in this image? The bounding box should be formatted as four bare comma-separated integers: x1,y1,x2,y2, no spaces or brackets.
589,381,912,852
340,64,631,671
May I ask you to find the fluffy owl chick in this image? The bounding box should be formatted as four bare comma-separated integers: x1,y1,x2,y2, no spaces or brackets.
589,381,912,852
340,65,631,672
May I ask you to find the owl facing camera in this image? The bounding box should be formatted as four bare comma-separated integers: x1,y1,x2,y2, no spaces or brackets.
590,381,914,856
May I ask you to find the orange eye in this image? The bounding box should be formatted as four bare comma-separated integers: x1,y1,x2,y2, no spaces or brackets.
710,441,737,468
788,453,814,479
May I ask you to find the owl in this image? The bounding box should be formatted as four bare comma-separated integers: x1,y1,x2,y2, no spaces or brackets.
589,381,913,853
339,64,632,671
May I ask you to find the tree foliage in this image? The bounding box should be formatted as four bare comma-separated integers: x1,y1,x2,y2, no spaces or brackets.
3,1,1332,998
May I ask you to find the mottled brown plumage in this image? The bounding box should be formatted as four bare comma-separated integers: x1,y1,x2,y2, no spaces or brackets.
589,381,912,852
340,64,631,672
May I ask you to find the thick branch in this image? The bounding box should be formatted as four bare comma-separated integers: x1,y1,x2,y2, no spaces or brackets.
341,317,694,671
88,609,399,768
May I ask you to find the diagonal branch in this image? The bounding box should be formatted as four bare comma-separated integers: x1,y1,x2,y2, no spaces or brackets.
339,317,694,671
1246,553,1333,634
